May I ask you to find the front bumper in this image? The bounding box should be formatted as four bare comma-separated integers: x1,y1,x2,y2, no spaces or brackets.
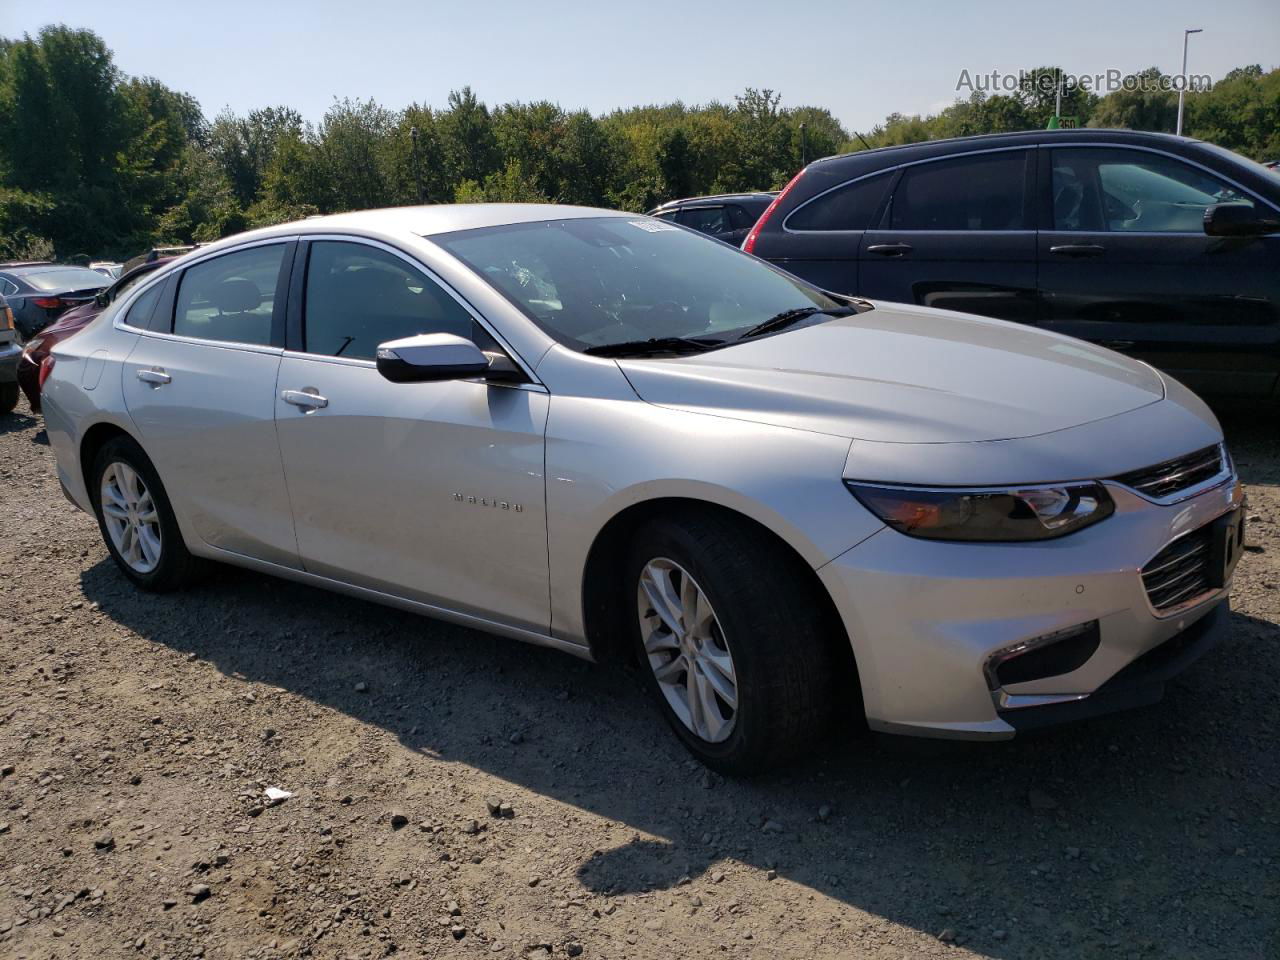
0,341,20,384
818,474,1242,739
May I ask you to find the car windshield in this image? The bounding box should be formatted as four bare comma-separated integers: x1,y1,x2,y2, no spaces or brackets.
432,217,843,351
21,268,111,292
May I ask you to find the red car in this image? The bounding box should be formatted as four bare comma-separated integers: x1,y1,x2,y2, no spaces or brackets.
18,258,173,412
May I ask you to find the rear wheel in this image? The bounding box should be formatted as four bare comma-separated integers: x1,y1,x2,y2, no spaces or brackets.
626,511,838,774
90,436,203,591
0,382,17,416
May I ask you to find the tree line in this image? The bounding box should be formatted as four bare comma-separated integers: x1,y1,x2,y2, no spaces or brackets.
1,26,1276,262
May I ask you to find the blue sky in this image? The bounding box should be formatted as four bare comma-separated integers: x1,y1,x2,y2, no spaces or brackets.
4,0,1278,132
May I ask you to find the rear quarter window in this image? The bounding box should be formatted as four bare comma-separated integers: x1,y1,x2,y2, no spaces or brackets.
786,171,893,231
123,281,164,329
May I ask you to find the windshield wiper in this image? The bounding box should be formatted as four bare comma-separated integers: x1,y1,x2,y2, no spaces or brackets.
737,305,856,341
583,336,723,358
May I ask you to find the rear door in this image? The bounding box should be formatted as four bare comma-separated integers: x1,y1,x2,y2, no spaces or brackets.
121,239,301,568
858,149,1039,323
1037,145,1280,397
762,170,894,295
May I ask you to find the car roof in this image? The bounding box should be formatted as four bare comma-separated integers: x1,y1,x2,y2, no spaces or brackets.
183,204,636,260
810,128,1201,170
652,192,778,210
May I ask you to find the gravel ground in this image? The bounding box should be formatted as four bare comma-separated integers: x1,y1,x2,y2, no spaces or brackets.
0,407,1276,960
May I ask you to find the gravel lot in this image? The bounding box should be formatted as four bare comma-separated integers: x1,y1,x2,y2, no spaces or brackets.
0,407,1276,960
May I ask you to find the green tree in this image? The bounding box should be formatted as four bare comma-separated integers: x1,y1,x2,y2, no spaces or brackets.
1089,67,1178,132
439,87,499,186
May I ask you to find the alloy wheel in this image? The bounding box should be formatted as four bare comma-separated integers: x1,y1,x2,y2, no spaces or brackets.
100,461,163,574
637,557,739,743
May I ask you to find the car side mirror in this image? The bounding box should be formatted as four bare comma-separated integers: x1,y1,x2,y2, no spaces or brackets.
481,350,526,383
375,333,490,383
1204,202,1280,237
95,292,110,308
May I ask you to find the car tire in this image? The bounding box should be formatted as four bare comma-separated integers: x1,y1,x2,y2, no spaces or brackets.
90,436,204,591
626,511,838,775
0,382,17,415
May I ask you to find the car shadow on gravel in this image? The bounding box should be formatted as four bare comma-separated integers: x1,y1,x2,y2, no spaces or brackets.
77,556,1280,958
0,407,41,437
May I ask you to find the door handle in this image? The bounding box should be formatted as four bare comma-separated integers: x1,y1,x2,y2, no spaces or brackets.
135,367,171,386
281,388,328,410
866,243,914,257
1049,244,1106,258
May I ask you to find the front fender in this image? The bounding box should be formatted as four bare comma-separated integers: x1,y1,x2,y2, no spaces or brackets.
544,392,882,645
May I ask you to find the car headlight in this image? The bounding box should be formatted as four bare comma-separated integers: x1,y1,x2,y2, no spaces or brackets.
845,480,1114,541
22,337,44,357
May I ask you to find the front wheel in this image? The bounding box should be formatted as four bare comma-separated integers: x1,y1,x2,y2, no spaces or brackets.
0,382,17,416
90,436,203,591
627,512,839,775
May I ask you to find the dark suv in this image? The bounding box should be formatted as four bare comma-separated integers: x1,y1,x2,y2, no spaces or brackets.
745,130,1280,399
648,192,776,247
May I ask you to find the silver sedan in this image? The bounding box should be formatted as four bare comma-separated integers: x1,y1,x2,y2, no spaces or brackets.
41,205,1244,773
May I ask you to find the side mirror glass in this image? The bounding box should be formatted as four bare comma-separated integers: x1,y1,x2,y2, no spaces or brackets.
95,292,110,308
376,333,489,383
1204,202,1280,237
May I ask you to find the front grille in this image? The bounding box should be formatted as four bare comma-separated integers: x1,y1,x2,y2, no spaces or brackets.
1142,527,1213,613
1114,445,1224,501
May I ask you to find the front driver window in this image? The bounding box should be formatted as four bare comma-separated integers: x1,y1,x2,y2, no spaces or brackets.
303,241,491,360
1052,148,1255,233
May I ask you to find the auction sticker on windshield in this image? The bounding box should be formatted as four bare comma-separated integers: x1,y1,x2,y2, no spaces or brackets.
628,220,680,232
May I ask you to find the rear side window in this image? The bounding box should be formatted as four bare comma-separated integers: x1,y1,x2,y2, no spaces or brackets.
888,151,1029,230
786,172,893,231
124,282,163,329
174,245,285,346
678,206,732,236
726,204,760,230
302,241,491,360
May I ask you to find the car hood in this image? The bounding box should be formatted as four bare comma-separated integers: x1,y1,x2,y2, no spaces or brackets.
617,302,1166,444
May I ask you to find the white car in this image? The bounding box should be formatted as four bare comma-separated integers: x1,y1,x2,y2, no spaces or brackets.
42,205,1245,772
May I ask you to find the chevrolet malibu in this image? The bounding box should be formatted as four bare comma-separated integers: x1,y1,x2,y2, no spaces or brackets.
41,205,1245,773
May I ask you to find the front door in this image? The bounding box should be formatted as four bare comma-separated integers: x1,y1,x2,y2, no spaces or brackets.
121,240,300,567
858,148,1039,323
273,238,551,633
1037,146,1280,397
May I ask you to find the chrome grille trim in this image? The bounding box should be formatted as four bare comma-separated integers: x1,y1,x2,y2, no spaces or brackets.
1113,444,1231,505
1141,526,1215,615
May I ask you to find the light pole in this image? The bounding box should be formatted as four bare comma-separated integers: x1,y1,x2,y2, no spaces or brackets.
1176,28,1202,136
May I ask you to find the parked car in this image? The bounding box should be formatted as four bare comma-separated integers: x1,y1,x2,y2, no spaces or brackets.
123,245,196,276
0,263,110,340
90,261,124,280
43,206,1242,772
0,293,20,414
647,192,776,246
17,258,175,413
745,129,1280,400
